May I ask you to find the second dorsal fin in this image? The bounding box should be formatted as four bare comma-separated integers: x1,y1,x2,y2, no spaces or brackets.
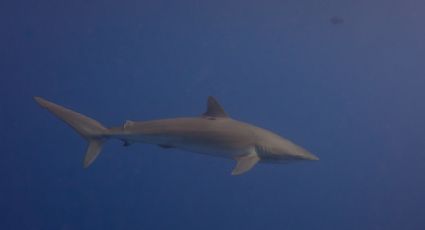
123,120,135,129
202,96,229,118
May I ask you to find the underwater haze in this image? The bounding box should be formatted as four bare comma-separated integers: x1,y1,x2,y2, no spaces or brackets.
2,0,425,229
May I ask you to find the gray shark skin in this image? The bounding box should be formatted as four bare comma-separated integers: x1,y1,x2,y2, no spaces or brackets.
34,96,318,175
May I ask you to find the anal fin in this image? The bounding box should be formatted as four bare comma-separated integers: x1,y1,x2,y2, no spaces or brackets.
122,140,133,147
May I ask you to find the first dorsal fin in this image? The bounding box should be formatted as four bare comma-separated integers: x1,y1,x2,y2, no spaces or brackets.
202,96,229,118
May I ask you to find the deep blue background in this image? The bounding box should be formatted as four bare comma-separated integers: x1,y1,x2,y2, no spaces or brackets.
2,0,425,229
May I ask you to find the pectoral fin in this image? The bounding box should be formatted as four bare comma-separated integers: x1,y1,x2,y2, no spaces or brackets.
232,153,260,175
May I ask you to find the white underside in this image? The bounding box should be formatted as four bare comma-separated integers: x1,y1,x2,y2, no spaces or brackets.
124,134,252,159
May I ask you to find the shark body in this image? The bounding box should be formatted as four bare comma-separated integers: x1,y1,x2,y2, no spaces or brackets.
34,96,318,175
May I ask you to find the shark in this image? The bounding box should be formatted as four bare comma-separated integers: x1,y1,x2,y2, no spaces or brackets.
34,96,318,175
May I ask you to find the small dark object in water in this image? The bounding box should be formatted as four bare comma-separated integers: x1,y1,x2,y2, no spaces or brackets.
330,16,344,25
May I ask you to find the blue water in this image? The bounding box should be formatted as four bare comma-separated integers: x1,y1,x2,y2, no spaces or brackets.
2,0,425,229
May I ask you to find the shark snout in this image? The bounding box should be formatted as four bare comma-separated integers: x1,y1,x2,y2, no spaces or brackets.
274,150,319,162
301,152,319,161
291,148,319,161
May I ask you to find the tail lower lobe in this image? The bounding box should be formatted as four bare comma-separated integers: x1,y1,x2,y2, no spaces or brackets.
34,97,108,168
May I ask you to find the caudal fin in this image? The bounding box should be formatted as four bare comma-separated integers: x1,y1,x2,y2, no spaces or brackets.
34,97,108,168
